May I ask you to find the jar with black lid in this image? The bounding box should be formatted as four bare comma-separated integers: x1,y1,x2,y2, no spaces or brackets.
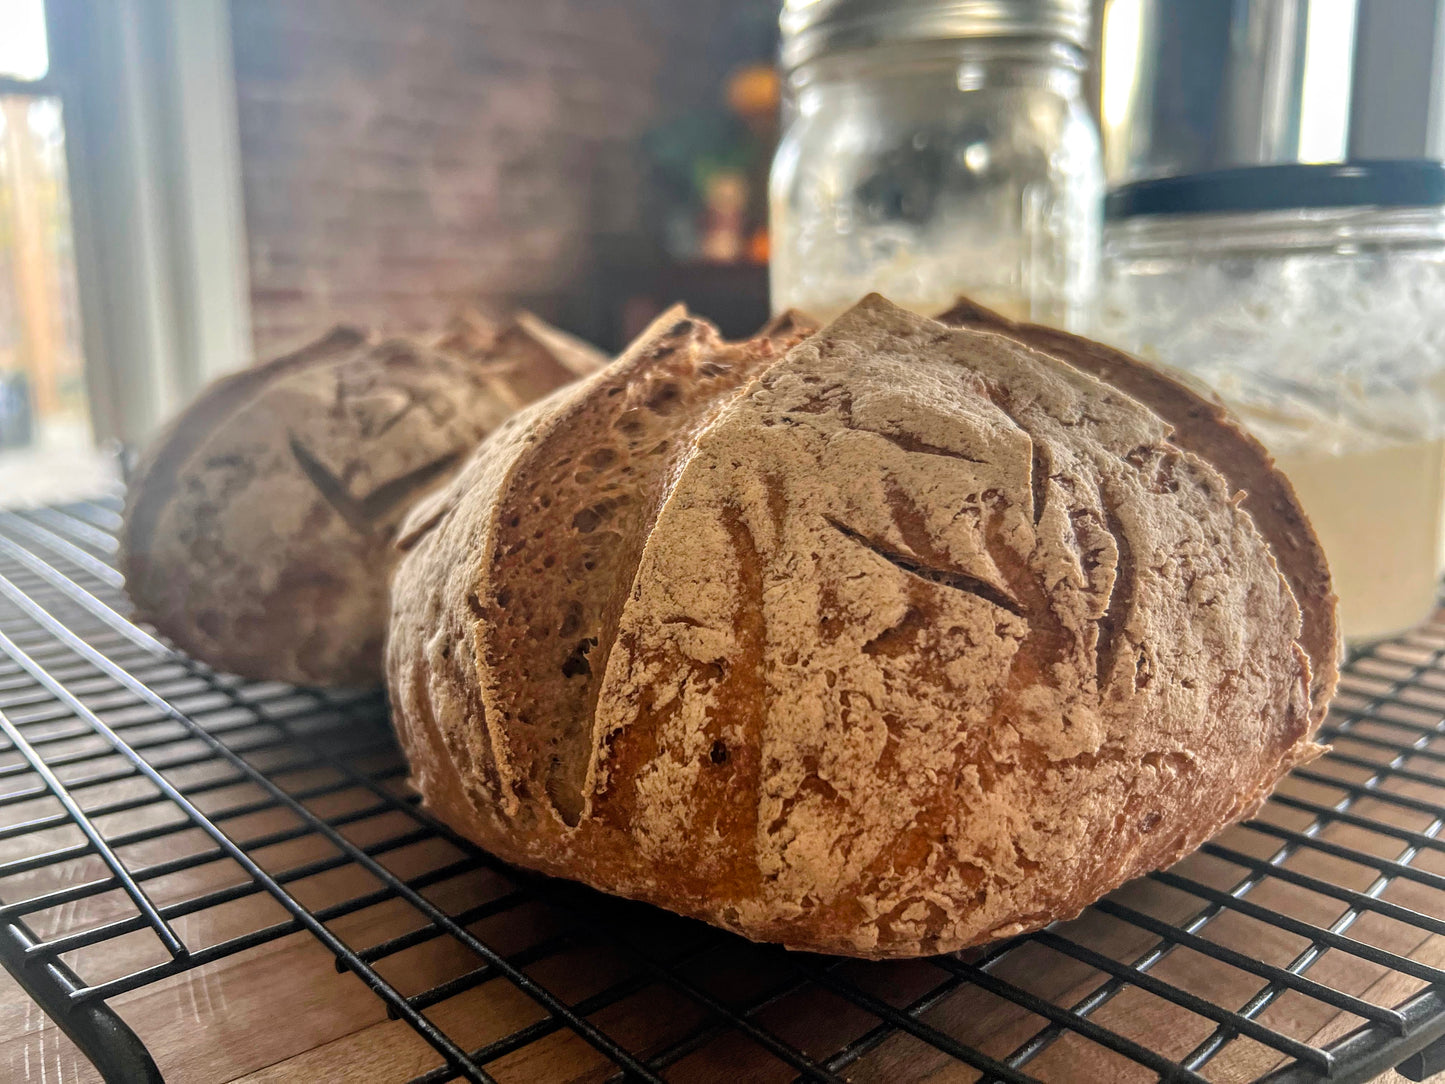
1099,160,1445,643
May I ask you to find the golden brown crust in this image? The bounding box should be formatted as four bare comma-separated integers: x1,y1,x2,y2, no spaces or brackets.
936,297,1341,723
387,296,1329,958
122,314,607,687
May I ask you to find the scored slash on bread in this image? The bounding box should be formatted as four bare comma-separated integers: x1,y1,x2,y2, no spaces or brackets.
285,435,465,536
387,294,1333,959
122,311,609,688
935,297,1340,728
391,307,815,822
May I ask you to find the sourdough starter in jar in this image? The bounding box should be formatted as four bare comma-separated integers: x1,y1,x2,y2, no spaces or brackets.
771,0,1103,328
1099,163,1445,643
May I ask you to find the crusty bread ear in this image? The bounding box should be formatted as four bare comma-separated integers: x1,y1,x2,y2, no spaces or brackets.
432,306,502,358
432,309,610,410
510,311,611,378
388,294,1327,958
937,297,1340,724
392,305,794,826
755,308,821,345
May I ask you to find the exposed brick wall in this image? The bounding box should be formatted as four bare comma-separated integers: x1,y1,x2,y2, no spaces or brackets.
229,0,746,357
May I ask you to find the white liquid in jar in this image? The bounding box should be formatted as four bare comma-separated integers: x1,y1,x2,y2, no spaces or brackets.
1097,360,1445,646
1271,439,1444,643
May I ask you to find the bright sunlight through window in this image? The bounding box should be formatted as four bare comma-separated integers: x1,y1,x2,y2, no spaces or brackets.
1298,0,1358,163
0,0,50,82
1100,0,1144,183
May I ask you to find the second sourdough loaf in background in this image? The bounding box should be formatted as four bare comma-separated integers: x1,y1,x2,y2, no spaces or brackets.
122,313,607,687
387,296,1333,958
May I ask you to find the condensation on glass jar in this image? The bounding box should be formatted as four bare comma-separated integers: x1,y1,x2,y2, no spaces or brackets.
770,0,1103,330
1097,162,1445,645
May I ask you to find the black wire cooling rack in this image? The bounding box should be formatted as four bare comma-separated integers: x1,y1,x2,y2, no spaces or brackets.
0,496,1442,1083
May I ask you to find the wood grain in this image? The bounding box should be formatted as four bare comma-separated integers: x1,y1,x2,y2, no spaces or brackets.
0,657,1440,1083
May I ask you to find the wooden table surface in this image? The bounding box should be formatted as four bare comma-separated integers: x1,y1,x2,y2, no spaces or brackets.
0,646,1442,1083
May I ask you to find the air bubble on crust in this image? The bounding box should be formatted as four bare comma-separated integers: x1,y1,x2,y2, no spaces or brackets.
561,637,597,678
572,499,623,534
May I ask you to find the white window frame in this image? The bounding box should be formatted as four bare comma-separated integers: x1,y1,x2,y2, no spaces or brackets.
34,0,253,446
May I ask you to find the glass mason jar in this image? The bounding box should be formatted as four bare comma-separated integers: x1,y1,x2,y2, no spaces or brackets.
1098,161,1445,644
770,0,1103,330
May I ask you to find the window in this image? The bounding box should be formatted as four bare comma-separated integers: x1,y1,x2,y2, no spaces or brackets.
0,0,100,502
1,96,87,442
0,0,252,507
0,0,48,82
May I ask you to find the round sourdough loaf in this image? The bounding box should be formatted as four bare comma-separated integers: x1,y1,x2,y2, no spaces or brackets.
122,316,606,687
386,295,1332,958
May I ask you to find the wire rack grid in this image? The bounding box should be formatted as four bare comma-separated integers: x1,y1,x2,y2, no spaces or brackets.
0,496,1441,1083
